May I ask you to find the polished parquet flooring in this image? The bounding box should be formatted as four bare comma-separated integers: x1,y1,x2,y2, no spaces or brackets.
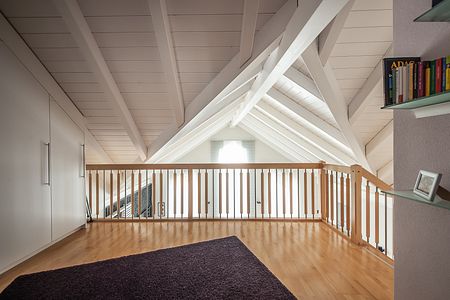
0,221,393,299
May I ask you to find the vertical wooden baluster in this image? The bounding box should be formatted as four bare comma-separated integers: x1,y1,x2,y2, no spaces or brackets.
346,174,350,234
330,171,334,225
181,170,184,218
366,180,370,242
110,171,113,219
198,170,201,218
335,171,339,229
188,169,193,219
254,169,257,217
124,170,127,220
268,170,272,218
324,170,329,222
233,169,236,219
311,170,315,219
152,171,156,218
88,171,93,214
173,170,177,218
95,171,99,219
219,170,222,218
375,187,380,249
166,170,169,218
340,172,344,231
289,169,293,218
275,169,278,218
117,170,120,219
159,170,163,218
298,169,301,218
261,170,264,218
226,169,229,218
240,170,243,218
304,170,308,219
350,167,363,244
146,170,149,218
320,168,325,221
384,193,388,256
247,170,250,218
205,170,208,218
138,171,142,219
131,171,135,219
103,170,106,219
282,169,286,218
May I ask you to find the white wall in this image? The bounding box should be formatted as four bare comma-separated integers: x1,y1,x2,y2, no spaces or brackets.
176,127,292,163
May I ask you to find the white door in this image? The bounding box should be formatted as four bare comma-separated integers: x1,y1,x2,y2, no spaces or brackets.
50,100,86,241
0,42,52,273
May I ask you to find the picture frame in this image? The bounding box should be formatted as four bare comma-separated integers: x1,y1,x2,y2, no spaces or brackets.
413,170,442,201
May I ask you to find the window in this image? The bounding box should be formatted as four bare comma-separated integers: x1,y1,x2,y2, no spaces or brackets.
211,140,255,163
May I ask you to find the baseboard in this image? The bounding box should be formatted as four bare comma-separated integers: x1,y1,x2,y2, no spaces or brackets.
0,223,86,275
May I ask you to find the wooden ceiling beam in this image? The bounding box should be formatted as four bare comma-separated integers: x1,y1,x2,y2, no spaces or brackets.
239,0,260,66
54,0,148,161
231,0,349,126
148,0,184,126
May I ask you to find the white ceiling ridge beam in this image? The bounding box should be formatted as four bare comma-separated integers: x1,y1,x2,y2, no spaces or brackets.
301,40,372,170
255,102,355,165
244,114,318,162
265,89,346,146
54,0,147,161
249,109,339,164
284,67,323,101
238,123,308,162
239,0,260,66
0,12,112,163
318,0,355,65
231,0,349,126
147,80,253,161
366,120,393,158
147,0,299,161
150,97,243,163
148,0,184,126
348,44,393,124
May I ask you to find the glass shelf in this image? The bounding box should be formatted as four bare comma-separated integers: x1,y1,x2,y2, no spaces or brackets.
383,190,450,211
381,90,450,110
414,0,450,22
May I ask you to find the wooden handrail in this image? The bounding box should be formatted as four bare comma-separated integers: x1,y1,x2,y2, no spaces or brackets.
86,162,323,170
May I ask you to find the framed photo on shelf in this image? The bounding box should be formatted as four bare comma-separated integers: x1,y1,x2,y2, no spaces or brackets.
413,170,442,201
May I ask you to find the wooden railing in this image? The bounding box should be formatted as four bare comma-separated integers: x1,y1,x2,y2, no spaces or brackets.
85,162,393,260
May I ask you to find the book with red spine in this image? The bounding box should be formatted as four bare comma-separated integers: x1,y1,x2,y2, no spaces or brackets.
436,58,442,93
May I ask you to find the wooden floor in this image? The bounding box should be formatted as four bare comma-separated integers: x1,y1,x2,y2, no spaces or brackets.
0,221,393,299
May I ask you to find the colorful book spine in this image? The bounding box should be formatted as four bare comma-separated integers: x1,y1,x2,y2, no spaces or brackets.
413,63,418,99
425,62,431,96
436,58,442,93
430,61,436,95
402,66,408,102
442,57,446,92
388,73,393,103
398,68,403,103
408,63,414,100
446,56,450,91
418,62,424,97
392,68,396,103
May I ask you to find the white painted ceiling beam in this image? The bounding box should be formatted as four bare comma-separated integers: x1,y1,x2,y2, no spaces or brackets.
255,102,355,165
249,109,339,163
302,41,371,170
54,0,147,161
366,120,393,159
377,160,393,186
147,0,298,161
239,0,260,66
283,67,323,101
148,0,184,126
238,123,308,162
0,12,112,163
231,0,349,126
348,45,393,124
241,117,313,162
265,89,346,146
318,0,354,65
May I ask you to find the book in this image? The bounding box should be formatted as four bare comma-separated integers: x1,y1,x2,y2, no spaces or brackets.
408,63,414,100
402,66,408,102
442,57,446,92
418,62,424,97
413,63,418,99
397,67,402,103
383,57,420,105
446,56,450,91
425,62,431,96
436,58,442,93
392,68,396,103
430,61,436,95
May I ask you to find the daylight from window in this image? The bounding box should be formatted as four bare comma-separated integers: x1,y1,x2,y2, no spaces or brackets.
217,141,248,163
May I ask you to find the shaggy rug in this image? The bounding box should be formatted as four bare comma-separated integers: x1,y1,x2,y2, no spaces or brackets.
1,236,295,299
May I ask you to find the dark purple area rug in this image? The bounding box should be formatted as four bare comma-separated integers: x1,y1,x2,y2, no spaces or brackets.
1,236,295,299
